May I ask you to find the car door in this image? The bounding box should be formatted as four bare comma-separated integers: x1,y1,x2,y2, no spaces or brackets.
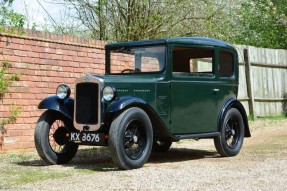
170,46,221,134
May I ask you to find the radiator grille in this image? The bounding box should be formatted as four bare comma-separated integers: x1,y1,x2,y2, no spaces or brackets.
75,83,99,124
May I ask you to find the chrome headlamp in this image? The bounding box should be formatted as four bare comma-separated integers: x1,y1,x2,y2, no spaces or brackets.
56,84,71,100
103,86,116,101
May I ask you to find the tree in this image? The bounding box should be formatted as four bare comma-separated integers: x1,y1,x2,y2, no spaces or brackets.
56,0,238,42
233,0,287,49
0,0,25,32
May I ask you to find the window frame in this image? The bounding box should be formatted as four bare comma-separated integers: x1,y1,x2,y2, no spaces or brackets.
106,45,167,75
171,45,216,79
218,50,235,79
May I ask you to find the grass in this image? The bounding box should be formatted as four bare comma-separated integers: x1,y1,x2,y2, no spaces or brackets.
0,147,115,189
0,153,73,189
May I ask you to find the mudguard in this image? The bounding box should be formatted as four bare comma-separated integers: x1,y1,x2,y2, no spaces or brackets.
219,98,251,137
107,96,178,141
108,96,146,113
38,95,74,120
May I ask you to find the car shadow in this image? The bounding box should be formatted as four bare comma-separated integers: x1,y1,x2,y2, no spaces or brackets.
15,147,219,172
148,148,218,164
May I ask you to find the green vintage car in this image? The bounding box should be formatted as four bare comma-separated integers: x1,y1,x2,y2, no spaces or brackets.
35,37,251,170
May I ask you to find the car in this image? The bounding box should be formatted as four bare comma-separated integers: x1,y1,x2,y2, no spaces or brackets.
35,37,251,170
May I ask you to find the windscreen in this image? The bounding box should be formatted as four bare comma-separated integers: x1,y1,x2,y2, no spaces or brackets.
108,46,166,74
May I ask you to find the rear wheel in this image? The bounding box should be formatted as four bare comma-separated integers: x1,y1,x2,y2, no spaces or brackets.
214,108,245,157
34,110,78,164
109,107,153,170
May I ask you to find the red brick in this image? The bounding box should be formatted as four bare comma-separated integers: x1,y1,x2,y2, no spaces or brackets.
3,55,21,62
21,57,34,63
78,52,88,57
35,70,47,76
9,130,24,136
14,62,27,68
27,52,40,58
24,39,38,46
74,56,83,62
18,136,33,142
73,67,84,73
83,57,93,63
51,54,62,60
13,38,25,44
69,62,80,67
47,71,59,77
29,88,40,94
7,43,19,50
19,45,32,51
27,64,40,70
40,65,52,70
45,59,59,65
31,46,45,53
63,55,73,61
34,58,45,65
40,53,50,59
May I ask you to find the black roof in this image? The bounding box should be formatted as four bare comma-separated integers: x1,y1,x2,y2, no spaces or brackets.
105,37,235,50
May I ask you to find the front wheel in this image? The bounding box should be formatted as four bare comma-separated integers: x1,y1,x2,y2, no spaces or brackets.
214,108,245,157
109,107,153,170
34,110,78,164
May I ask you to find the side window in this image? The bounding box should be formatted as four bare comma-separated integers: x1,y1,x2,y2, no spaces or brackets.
172,47,214,76
219,51,234,77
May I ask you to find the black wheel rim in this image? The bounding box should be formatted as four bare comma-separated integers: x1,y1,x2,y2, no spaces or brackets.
224,117,240,149
49,119,68,154
123,120,147,160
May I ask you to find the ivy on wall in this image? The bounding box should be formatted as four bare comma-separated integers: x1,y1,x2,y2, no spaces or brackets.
0,61,21,148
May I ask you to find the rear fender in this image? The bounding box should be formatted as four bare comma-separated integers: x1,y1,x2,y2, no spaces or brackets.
38,95,74,120
219,98,251,137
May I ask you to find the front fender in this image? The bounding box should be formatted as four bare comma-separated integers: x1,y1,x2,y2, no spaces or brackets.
107,96,178,141
107,96,146,113
38,95,74,120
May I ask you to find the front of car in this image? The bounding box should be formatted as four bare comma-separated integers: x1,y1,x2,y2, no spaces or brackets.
73,40,167,133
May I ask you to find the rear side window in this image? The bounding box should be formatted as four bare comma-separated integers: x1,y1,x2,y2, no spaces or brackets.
219,51,234,77
172,47,214,77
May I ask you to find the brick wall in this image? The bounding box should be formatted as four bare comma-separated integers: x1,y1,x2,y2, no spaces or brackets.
0,30,106,151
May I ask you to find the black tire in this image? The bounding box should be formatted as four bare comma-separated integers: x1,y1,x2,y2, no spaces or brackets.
34,110,78,164
152,139,172,152
214,108,245,157
109,107,153,170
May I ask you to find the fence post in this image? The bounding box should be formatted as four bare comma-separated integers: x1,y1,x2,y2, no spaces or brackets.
244,48,256,119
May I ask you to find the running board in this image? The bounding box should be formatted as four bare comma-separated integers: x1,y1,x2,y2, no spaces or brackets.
175,132,220,140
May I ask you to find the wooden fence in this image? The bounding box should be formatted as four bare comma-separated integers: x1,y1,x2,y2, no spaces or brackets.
235,45,287,118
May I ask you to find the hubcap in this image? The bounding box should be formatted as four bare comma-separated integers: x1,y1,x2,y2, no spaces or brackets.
123,120,147,160
53,126,68,146
224,118,239,149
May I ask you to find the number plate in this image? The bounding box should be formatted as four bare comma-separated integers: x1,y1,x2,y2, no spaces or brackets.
69,132,105,145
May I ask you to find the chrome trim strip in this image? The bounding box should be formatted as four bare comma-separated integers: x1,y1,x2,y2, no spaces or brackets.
73,74,104,131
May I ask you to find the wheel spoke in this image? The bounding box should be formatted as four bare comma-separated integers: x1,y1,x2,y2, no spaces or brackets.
123,120,146,160
48,119,68,154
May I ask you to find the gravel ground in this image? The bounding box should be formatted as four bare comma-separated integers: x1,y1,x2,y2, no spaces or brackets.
5,119,287,191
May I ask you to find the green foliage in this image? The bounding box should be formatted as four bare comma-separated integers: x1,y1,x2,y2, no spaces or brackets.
0,0,25,32
0,60,20,97
232,0,287,49
0,61,21,147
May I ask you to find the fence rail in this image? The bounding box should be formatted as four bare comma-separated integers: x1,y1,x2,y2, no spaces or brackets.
236,45,287,118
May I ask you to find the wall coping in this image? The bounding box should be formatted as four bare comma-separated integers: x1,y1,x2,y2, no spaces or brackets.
0,29,105,49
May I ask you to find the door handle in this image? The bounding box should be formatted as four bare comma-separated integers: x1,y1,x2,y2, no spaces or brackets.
212,89,220,94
